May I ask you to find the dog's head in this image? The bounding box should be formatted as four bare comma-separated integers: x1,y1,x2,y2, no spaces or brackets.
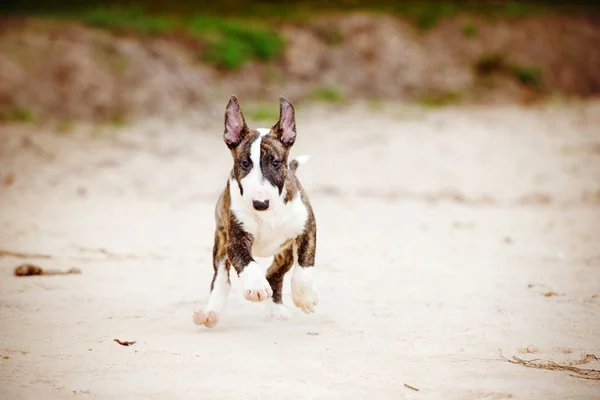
223,95,297,212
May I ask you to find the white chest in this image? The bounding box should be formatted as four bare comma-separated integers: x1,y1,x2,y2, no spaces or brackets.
230,185,308,258
250,210,304,257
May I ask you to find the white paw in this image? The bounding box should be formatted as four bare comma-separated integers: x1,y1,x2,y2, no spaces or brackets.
192,309,219,328
265,301,290,320
291,266,319,314
239,262,273,302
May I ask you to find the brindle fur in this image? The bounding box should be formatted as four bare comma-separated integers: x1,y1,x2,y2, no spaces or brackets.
208,95,317,306
211,163,317,304
265,246,294,304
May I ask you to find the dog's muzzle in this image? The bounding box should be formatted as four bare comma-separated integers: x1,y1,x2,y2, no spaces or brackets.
252,199,270,211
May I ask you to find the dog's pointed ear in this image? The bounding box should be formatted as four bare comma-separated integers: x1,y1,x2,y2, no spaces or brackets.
224,95,247,147
273,96,296,146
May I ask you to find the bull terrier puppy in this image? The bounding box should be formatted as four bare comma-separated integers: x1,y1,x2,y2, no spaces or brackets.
193,95,318,328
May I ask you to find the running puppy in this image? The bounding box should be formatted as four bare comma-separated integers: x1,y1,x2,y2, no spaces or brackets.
193,95,318,328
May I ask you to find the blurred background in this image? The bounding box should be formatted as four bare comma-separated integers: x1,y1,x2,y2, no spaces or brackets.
1,0,599,122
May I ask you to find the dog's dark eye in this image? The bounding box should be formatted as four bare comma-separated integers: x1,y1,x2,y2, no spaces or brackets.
272,160,280,168
241,160,250,169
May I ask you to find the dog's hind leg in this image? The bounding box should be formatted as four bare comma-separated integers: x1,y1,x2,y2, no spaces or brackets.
291,215,319,314
193,226,230,328
264,246,294,320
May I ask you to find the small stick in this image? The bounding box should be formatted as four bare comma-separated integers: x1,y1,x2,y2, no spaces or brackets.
3,247,160,263
114,339,136,346
1,250,53,259
404,384,419,391
71,246,146,260
14,264,81,276
500,350,600,380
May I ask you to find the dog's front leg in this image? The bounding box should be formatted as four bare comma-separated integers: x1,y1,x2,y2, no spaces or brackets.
193,225,231,328
291,221,319,314
227,218,273,302
264,246,294,320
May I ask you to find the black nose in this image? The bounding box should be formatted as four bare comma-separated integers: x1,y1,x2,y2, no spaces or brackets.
252,199,270,211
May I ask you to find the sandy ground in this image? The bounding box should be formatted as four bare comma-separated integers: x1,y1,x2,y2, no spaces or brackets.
1,100,600,399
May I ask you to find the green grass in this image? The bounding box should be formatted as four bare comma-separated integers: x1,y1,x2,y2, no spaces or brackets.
512,65,542,90
2,106,34,123
5,1,600,21
367,98,384,111
474,53,543,91
109,113,129,127
77,6,284,70
309,85,344,102
418,90,462,108
474,54,505,76
82,5,175,35
313,26,345,46
502,1,546,16
461,22,478,38
245,104,280,122
186,16,283,70
8,1,597,71
389,1,549,32
57,119,75,134
399,2,458,31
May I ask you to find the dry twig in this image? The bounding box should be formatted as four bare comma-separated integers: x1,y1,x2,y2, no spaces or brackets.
114,339,136,347
500,351,600,380
71,246,144,260
0,250,53,259
404,383,420,391
542,291,561,297
2,247,161,263
14,264,81,276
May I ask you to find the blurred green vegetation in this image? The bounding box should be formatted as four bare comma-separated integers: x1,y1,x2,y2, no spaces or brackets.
2,107,34,123
309,86,345,103
461,22,478,38
187,16,283,70
2,0,598,71
245,103,281,122
82,5,175,35
77,5,284,70
474,53,543,91
418,91,462,108
4,0,599,19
